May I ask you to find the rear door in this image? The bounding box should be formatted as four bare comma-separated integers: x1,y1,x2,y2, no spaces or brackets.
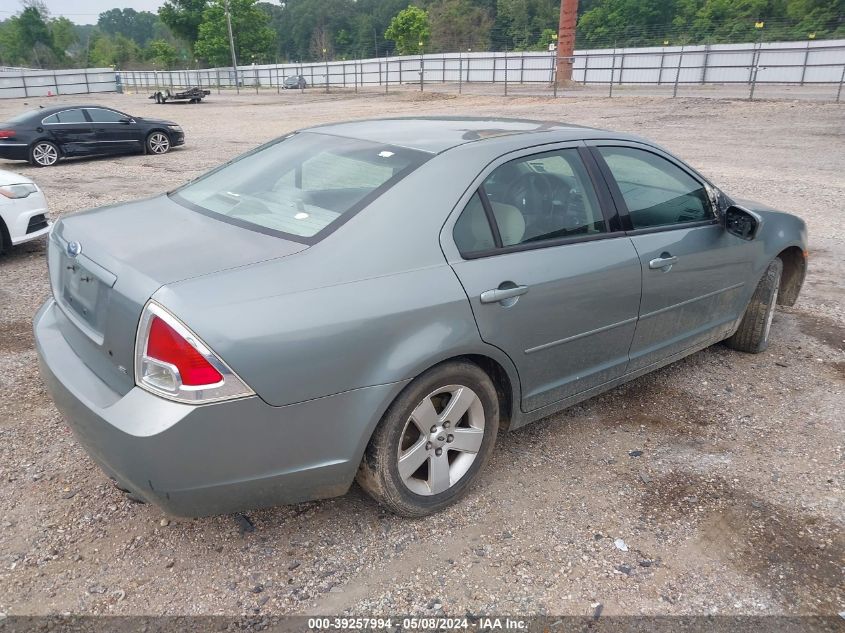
443,144,642,412
85,108,144,154
590,142,752,371
42,108,96,156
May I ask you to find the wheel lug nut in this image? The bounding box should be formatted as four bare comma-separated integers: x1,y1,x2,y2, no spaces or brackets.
443,421,450,428
430,425,438,433
435,448,443,456
425,441,432,450
447,434,454,443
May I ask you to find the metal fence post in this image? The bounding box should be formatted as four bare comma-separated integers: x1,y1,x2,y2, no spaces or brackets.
504,53,508,96
354,61,358,93
343,62,347,88
385,59,389,94
325,59,329,93
458,53,463,94
492,54,497,85
520,52,525,84
442,57,446,83
618,50,624,84
837,63,845,103
673,46,684,98
701,44,710,83
466,56,470,84
552,51,558,97
749,47,760,101
800,40,810,86
83,69,89,93
52,70,59,95
658,47,665,85
609,51,615,97
419,53,424,92
582,54,589,85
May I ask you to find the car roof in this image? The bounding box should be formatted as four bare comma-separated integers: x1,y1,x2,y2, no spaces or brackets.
305,116,637,154
16,104,121,120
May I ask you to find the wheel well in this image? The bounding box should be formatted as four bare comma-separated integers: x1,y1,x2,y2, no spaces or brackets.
0,215,10,254
776,246,806,307
461,354,515,432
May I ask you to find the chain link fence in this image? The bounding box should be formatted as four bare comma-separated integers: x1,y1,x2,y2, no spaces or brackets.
120,39,845,102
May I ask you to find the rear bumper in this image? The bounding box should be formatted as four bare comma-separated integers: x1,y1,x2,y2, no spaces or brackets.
34,298,404,517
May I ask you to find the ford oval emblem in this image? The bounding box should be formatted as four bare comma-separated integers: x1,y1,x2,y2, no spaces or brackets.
67,241,82,258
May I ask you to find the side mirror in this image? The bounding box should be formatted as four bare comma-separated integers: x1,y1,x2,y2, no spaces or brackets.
119,117,133,124
725,205,762,241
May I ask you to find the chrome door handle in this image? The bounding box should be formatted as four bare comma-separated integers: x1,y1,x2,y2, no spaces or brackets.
480,285,529,304
649,255,678,269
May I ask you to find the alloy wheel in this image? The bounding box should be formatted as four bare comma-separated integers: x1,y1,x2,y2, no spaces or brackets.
397,384,485,496
33,143,58,166
148,133,170,154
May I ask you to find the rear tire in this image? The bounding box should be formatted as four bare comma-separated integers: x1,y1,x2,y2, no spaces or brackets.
29,141,59,167
357,361,499,517
726,258,783,353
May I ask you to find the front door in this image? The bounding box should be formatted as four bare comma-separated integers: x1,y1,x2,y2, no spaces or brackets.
85,108,144,154
592,143,752,371
445,145,642,412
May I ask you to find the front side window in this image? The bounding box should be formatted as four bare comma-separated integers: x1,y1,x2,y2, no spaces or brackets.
173,132,427,241
598,146,712,229
480,148,606,247
86,108,125,123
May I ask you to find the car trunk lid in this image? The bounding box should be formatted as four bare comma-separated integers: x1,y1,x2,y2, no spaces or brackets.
48,194,307,395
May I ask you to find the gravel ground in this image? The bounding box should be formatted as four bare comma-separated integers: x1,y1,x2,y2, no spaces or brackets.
0,90,842,619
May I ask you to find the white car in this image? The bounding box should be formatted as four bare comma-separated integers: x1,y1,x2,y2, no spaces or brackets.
0,169,50,254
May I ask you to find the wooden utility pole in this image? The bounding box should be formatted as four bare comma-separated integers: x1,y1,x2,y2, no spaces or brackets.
556,0,578,85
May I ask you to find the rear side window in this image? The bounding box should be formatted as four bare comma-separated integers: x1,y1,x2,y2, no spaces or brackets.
598,146,712,229
173,132,428,242
480,148,605,247
53,109,87,123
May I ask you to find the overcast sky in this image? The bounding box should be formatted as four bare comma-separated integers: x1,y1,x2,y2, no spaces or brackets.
2,0,165,24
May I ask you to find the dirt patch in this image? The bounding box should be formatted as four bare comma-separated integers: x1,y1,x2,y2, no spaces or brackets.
0,320,33,353
644,473,844,613
795,312,845,351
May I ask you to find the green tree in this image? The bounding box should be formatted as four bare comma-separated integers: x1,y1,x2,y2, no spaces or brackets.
98,8,160,46
159,0,209,49
49,16,77,55
428,0,493,52
146,38,179,68
194,0,276,66
385,5,430,54
494,0,558,50
90,32,140,67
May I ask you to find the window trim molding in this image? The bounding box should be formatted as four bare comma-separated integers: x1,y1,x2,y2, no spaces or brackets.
459,229,629,260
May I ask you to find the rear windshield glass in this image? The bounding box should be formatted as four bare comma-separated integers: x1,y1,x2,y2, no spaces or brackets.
172,132,428,243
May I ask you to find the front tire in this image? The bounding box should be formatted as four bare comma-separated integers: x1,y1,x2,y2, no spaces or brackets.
726,257,783,353
29,141,59,167
0,219,11,256
146,131,171,155
357,361,499,517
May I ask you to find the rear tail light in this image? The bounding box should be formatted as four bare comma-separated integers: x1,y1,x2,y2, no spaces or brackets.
135,301,253,403
0,130,15,139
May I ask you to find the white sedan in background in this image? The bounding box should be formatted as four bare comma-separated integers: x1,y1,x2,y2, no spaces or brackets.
0,169,50,255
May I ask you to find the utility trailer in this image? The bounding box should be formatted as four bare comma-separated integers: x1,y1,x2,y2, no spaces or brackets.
149,87,210,104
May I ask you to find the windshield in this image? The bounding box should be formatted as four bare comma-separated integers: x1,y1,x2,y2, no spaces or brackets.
172,132,428,243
